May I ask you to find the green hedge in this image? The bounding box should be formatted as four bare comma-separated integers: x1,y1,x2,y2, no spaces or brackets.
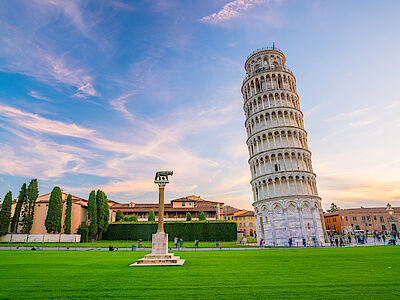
102,221,237,241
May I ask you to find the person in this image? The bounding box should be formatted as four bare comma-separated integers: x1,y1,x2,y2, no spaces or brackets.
307,237,311,247
174,237,178,248
194,239,199,248
382,234,386,244
288,237,293,247
138,239,143,248
330,236,334,247
302,237,306,247
109,245,114,251
339,237,344,247
335,238,339,247
179,238,183,248
260,238,264,247
216,242,219,248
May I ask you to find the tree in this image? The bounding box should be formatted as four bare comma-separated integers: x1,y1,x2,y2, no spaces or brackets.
198,210,206,221
327,203,340,213
115,210,124,222
186,212,192,221
87,190,97,239
22,179,39,234
96,190,109,239
63,194,72,234
0,191,13,236
45,186,63,233
10,183,27,233
148,209,155,222
77,222,89,242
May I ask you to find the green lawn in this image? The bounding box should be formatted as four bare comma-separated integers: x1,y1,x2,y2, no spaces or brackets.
0,247,399,299
0,239,259,248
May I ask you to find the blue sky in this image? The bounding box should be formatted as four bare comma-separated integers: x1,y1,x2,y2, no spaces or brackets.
0,0,400,210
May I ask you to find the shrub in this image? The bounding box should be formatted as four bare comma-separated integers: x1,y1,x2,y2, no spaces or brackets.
102,221,237,241
186,212,192,221
198,210,206,221
115,210,124,222
148,209,155,222
122,214,138,222
77,222,89,242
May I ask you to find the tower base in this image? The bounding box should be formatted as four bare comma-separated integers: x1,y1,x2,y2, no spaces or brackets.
130,231,185,266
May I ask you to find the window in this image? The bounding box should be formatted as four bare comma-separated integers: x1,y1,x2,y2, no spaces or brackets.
224,216,227,220
249,217,253,220
265,216,268,224
352,216,357,221
274,164,280,172
362,216,365,221
249,222,253,227
382,225,386,231
374,216,377,221
333,217,336,222
355,225,360,230
182,202,185,206
189,203,192,205
345,216,348,221
243,223,246,227
239,223,242,227
367,216,371,221
380,216,384,222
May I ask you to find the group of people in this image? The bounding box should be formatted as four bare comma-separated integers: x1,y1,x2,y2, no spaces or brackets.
328,231,399,246
173,237,184,248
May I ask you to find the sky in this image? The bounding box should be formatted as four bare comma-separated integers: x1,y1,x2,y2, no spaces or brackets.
0,0,400,210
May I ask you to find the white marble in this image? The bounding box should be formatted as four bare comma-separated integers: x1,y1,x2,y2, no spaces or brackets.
242,48,328,246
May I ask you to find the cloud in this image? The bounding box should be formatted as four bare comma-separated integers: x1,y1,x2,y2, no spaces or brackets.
29,91,53,102
200,0,272,24
110,93,135,122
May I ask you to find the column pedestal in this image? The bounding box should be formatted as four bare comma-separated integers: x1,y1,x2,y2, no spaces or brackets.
130,231,185,266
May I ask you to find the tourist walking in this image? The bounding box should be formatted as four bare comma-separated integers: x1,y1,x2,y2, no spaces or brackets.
339,237,344,247
335,238,339,247
194,239,199,248
260,238,264,247
179,238,184,248
302,237,306,247
174,237,178,248
288,237,293,247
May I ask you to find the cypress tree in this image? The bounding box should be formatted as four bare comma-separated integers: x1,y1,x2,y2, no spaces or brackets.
45,186,63,233
22,179,39,234
115,210,124,222
148,209,155,222
0,191,13,236
96,190,109,239
63,194,72,234
87,190,97,239
186,212,192,221
10,183,27,233
198,210,206,221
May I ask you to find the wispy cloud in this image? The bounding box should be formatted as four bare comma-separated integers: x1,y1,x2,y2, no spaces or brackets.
29,91,53,102
200,0,272,24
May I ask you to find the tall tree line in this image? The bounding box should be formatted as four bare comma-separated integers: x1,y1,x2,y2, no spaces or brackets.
87,189,109,240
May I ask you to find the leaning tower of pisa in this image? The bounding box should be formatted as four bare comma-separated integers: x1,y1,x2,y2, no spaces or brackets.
241,46,327,246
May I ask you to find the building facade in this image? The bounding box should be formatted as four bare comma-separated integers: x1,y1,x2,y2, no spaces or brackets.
324,212,341,234
324,204,399,234
242,46,327,246
110,195,223,222
234,211,256,236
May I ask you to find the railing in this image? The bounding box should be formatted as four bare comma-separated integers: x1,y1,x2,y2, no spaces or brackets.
246,47,284,60
243,65,294,83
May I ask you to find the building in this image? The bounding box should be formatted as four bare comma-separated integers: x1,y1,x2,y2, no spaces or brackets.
7,192,89,234
324,204,400,234
324,211,341,234
234,210,256,236
221,205,247,221
30,193,88,234
241,46,327,246
110,195,224,222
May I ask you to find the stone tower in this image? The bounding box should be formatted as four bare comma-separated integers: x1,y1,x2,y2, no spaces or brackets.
241,46,327,246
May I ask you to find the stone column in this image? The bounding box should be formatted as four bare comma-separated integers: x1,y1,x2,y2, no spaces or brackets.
157,183,166,232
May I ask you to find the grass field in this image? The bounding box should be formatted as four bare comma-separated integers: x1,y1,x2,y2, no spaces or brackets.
0,246,399,299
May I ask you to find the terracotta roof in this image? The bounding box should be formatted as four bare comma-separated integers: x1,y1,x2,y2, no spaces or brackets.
338,207,400,214
235,211,254,217
324,212,339,217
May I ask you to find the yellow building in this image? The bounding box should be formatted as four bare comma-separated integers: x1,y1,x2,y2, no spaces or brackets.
234,211,256,237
